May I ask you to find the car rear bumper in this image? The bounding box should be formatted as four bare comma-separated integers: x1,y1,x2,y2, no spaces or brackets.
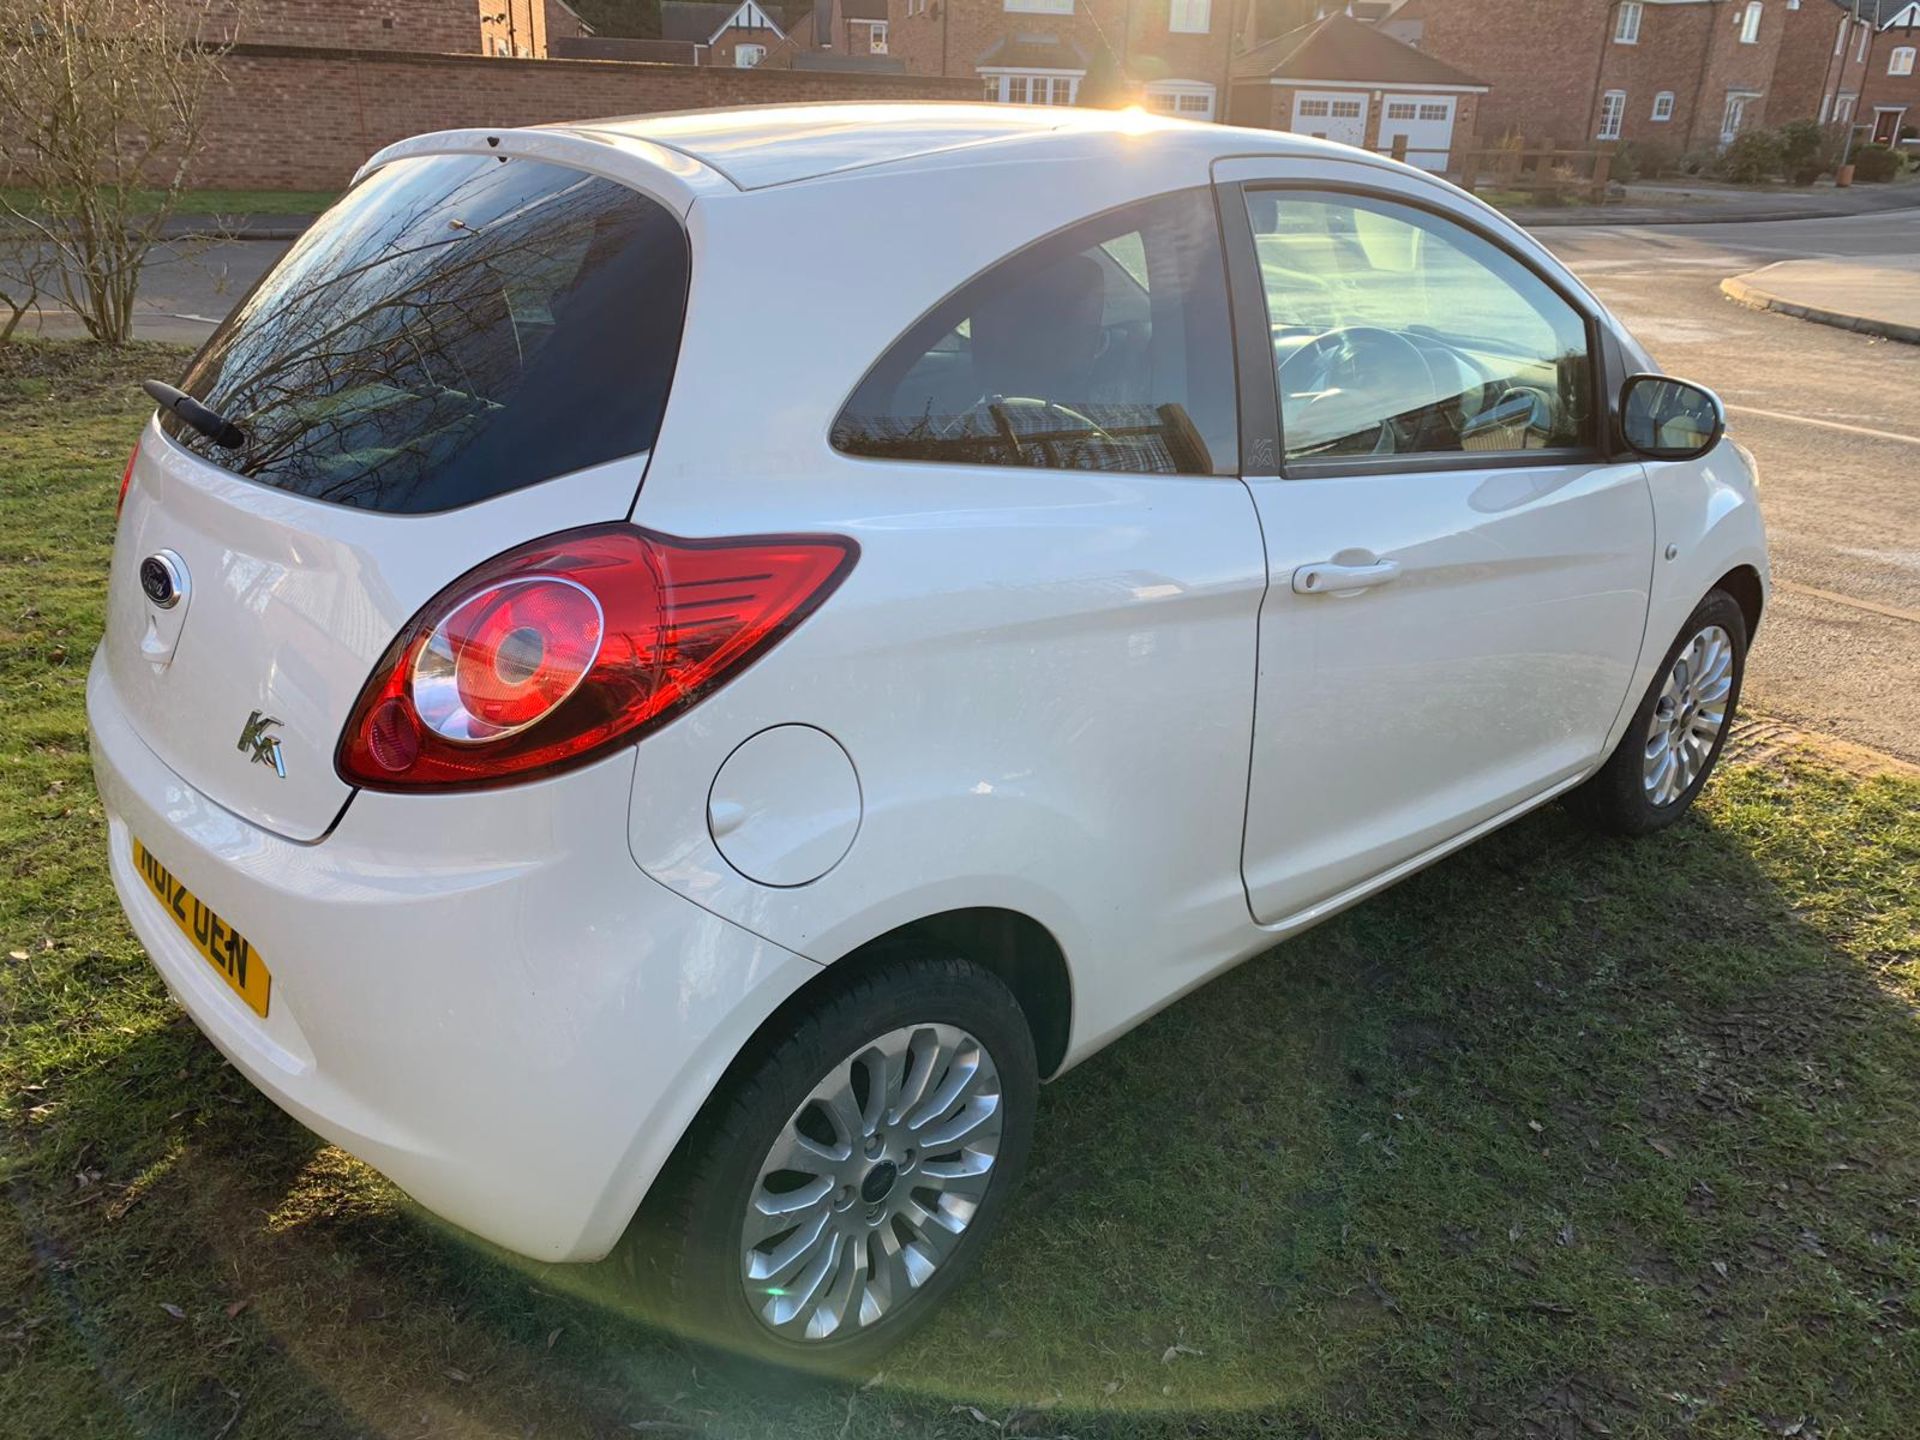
87,647,820,1263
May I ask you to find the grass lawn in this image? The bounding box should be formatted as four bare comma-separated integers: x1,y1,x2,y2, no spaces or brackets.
3,340,1918,1438
1,188,337,219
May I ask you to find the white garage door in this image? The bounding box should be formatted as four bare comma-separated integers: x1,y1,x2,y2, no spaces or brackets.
1378,93,1456,172
1291,90,1368,149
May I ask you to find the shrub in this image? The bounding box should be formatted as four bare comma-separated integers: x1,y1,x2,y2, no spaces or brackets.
1773,119,1832,184
1616,138,1678,181
1851,143,1901,183
1718,129,1785,183
1675,149,1720,178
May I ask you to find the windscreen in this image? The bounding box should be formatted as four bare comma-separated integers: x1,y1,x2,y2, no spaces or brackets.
160,152,688,514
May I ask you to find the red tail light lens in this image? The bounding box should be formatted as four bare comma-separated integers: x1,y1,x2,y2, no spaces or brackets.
116,443,139,519
337,525,857,791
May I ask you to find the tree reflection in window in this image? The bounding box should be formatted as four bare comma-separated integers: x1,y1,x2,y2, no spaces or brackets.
162,154,688,514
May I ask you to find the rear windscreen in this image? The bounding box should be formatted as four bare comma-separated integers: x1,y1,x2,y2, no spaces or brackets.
160,153,688,514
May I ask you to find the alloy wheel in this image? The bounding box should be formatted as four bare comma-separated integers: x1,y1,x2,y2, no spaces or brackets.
739,1023,1004,1342
1643,623,1734,806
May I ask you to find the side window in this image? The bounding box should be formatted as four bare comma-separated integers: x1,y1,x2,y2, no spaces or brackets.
832,189,1237,476
1243,190,1593,464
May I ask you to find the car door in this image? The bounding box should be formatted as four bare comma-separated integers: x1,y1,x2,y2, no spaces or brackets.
1215,162,1654,927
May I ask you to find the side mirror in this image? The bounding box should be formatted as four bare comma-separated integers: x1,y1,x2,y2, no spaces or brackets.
1620,373,1725,461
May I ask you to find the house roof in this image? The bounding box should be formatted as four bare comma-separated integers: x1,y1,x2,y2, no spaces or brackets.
1821,0,1900,23
1232,12,1488,88
658,1,789,44
976,32,1091,72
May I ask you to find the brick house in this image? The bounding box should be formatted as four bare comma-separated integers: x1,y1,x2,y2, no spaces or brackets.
1859,0,1920,143
1227,13,1487,169
884,0,1244,120
659,0,797,65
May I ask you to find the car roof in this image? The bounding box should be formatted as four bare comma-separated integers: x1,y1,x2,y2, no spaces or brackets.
554,102,1317,192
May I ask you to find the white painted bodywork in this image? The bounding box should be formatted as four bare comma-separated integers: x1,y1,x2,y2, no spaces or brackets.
90,106,1768,1264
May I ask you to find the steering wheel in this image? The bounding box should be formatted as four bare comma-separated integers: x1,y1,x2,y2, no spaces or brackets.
1278,325,1442,456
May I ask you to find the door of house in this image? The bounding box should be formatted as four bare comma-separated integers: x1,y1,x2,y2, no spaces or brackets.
1292,91,1369,149
1872,107,1905,145
1378,94,1457,170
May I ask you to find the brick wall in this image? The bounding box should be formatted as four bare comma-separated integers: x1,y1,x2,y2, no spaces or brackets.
189,45,979,190
1770,0,1855,123
1860,27,1920,140
1688,0,1788,148
1391,0,1615,146
204,0,486,54
1592,1,1719,150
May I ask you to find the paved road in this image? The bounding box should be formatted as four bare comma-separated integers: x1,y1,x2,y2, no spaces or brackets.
1543,211,1920,762
32,208,1920,759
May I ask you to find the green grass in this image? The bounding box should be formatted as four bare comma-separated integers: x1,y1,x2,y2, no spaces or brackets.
3,339,1918,1437
1,188,337,219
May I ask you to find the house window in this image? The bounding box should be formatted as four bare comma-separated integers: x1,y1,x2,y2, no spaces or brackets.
1739,1,1762,44
1835,16,1847,52
1614,2,1642,44
1722,91,1753,141
735,42,766,66
1005,0,1074,12
1330,99,1363,118
1857,20,1870,61
1170,0,1212,33
982,71,1081,104
1652,91,1675,121
1597,90,1626,140
1145,80,1217,119
1893,47,1917,76
1417,102,1449,120
1297,98,1330,116
1386,101,1418,120
868,20,889,53
1835,93,1856,123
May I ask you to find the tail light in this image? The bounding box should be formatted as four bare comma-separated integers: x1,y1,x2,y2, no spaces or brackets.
337,525,857,791
116,443,139,519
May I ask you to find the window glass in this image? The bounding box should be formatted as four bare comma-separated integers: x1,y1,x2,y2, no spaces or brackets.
1244,191,1592,463
162,153,687,514
832,189,1236,476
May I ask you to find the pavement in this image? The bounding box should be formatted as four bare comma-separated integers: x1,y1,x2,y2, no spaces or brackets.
1720,255,1920,344
1509,176,1920,228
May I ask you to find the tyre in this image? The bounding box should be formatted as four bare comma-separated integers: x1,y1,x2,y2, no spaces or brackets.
1567,587,1747,836
622,953,1038,1375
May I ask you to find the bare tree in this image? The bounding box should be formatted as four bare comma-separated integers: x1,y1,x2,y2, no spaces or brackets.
0,224,60,342
0,0,234,344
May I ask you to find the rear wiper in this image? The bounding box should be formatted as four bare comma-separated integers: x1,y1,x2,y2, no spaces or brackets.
141,379,246,450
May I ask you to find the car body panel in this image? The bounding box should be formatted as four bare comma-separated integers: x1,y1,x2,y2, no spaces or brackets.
89,649,818,1261
106,421,646,840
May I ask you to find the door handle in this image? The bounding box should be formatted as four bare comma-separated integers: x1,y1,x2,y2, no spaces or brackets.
1291,559,1402,595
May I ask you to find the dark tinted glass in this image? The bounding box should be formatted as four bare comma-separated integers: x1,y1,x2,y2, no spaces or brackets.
832,188,1237,477
161,153,688,514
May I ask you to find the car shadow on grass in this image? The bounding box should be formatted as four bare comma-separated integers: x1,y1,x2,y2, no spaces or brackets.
14,760,1919,1439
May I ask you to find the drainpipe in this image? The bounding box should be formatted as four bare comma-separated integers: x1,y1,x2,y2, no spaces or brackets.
1682,0,1725,150
1584,1,1620,146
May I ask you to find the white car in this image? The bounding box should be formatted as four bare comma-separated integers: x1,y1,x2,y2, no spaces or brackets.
90,104,1767,1368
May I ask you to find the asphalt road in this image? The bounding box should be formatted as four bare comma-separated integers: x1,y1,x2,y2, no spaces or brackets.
33,207,1920,759
1542,211,1920,762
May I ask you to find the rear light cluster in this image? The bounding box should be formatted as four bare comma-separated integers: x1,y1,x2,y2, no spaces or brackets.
337,525,857,791
116,443,140,519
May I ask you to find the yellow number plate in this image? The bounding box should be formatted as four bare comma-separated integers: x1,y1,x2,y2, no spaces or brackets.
132,838,272,1018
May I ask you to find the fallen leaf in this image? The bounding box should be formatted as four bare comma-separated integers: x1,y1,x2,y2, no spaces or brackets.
160,1303,186,1321
545,1326,562,1350
445,1367,470,1384
1528,1119,1544,1134
6,951,26,962
225,1300,250,1320
1161,1343,1204,1363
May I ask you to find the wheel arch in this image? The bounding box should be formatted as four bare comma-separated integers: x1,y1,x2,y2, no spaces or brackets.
1713,563,1765,640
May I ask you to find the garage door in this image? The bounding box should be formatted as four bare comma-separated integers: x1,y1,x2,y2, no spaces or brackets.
1291,91,1368,149
1378,94,1456,172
